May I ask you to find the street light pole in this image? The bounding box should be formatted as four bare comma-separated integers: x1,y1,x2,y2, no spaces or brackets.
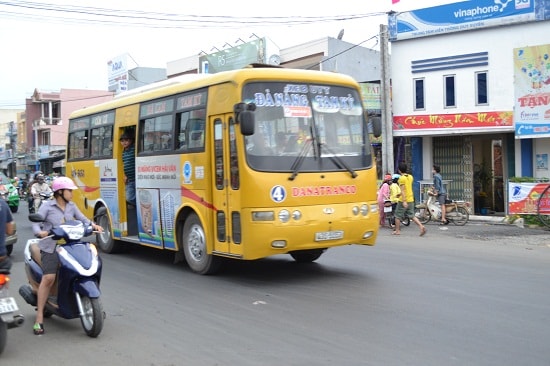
34,120,40,172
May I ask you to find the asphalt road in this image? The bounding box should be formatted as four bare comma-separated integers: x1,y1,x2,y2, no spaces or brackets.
2,210,550,366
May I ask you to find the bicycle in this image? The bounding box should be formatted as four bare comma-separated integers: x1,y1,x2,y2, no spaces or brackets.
537,183,550,229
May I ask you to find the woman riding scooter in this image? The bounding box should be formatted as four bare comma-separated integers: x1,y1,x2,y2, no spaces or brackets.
31,177,102,335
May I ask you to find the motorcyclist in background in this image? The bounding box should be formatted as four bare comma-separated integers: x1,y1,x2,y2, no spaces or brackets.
30,174,52,213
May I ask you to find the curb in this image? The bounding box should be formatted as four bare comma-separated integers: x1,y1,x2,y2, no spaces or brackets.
469,215,524,228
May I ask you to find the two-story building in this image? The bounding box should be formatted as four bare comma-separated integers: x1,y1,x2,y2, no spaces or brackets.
388,0,550,214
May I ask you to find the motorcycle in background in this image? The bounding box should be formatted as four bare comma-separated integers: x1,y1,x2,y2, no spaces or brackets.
28,191,53,214
19,214,105,337
0,184,19,214
0,266,25,355
415,191,470,226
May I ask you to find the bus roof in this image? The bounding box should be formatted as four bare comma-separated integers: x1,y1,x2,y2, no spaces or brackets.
69,66,361,119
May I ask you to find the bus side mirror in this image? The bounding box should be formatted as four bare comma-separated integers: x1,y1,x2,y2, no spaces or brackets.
234,103,256,136
369,116,382,138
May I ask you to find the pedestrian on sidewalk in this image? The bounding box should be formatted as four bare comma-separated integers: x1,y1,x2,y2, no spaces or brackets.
432,164,449,225
393,162,427,237
377,173,392,227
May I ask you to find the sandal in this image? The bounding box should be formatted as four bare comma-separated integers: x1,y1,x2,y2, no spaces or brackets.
33,323,44,335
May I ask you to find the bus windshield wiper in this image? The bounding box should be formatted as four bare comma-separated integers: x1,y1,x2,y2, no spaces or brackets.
321,144,357,178
288,139,312,181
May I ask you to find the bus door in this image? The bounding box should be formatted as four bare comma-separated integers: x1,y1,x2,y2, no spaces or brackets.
211,115,243,257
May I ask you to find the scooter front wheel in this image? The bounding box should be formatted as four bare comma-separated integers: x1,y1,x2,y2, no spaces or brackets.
79,295,104,338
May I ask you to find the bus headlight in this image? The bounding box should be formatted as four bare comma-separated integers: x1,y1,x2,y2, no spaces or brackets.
278,209,290,223
252,211,275,221
361,204,369,216
292,210,302,221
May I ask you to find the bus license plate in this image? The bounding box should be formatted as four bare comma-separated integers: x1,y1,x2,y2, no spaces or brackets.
0,297,18,314
315,230,344,241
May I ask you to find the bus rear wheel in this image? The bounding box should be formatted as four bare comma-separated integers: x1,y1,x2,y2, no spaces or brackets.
182,214,220,275
289,249,325,263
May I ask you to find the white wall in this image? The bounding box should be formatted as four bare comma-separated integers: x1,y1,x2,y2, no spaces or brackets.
534,138,550,179
390,21,550,117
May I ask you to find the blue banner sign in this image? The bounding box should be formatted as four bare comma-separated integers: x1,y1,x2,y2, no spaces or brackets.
388,0,546,41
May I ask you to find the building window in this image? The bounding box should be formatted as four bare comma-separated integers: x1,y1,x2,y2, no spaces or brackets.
414,78,425,110
476,71,488,105
444,75,456,108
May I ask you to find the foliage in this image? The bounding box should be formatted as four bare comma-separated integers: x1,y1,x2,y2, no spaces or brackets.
475,159,493,193
509,176,549,183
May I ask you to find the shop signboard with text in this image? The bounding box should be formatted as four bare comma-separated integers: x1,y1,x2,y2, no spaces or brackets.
513,43,550,139
392,111,513,136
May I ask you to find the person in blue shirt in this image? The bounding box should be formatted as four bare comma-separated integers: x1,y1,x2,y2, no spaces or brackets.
433,164,448,225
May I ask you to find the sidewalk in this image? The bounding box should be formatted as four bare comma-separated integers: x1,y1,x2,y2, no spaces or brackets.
469,213,537,229
469,214,507,224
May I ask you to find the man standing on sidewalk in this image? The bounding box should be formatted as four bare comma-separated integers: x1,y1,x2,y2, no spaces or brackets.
392,162,427,237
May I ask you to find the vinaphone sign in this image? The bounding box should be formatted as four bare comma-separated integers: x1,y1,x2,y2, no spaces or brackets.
388,0,543,41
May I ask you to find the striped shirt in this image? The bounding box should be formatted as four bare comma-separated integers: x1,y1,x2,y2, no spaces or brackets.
122,143,136,181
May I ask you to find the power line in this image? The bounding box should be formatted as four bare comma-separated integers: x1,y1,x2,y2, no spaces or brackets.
0,1,386,29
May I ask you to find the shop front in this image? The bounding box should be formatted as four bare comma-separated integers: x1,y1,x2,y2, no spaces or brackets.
392,111,514,214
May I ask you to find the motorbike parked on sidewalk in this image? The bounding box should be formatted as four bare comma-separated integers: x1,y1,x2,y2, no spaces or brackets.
18,214,105,337
0,265,25,355
414,190,470,226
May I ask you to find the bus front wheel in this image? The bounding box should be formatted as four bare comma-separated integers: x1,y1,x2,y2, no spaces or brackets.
289,249,326,263
182,214,220,275
96,209,125,253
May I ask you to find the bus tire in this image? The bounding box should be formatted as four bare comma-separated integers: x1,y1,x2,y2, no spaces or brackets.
289,249,325,263
96,209,125,253
182,213,220,275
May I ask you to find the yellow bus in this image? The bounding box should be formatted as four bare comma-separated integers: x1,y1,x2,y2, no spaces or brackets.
66,65,382,274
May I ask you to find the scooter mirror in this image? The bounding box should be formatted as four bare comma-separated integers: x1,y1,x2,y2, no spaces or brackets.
28,213,45,222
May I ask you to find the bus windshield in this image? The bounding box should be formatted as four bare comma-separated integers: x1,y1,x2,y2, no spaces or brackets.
243,82,372,173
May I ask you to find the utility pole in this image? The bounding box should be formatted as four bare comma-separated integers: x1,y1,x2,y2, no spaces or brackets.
380,24,394,175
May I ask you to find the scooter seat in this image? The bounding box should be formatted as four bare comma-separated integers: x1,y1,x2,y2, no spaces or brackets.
30,242,42,267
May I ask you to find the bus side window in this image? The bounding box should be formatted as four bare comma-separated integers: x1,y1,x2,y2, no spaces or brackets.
189,131,203,148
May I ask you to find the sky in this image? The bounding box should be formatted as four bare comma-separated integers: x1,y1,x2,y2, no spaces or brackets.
0,0,460,109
